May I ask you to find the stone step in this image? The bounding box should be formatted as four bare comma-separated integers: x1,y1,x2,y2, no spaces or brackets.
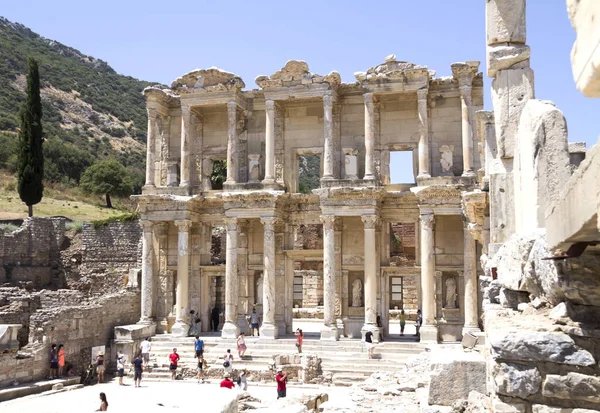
148,343,423,355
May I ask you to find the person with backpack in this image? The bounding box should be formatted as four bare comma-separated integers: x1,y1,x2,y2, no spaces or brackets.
223,349,234,375
196,355,208,383
133,353,143,388
194,336,204,358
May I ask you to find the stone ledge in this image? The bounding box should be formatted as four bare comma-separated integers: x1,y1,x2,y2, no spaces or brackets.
0,377,80,403
114,323,156,342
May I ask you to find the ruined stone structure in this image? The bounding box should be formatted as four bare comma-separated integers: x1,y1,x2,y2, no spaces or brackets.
137,55,487,343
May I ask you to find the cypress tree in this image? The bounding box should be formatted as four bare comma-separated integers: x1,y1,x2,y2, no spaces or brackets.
17,57,44,217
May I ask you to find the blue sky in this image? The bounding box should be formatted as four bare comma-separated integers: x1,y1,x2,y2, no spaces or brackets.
3,0,599,183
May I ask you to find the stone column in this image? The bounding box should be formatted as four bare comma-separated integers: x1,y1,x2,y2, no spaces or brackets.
320,215,339,340
322,92,334,180
361,215,379,340
180,104,192,187
363,93,376,181
139,220,155,324
260,217,278,339
222,218,240,338
463,226,480,334
417,89,431,178
144,108,157,187
225,101,238,185
419,211,438,343
263,100,275,184
459,84,475,177
172,219,192,336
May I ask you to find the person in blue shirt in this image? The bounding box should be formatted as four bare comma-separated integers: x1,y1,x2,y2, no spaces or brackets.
194,336,204,358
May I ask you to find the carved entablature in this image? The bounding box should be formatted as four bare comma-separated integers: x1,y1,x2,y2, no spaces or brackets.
461,190,488,228
171,67,245,94
410,185,463,206
315,186,386,203
133,194,193,214
354,54,432,85
143,86,180,107
218,191,288,213
255,60,341,90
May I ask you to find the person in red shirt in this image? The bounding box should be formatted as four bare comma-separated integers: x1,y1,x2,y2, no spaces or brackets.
275,368,287,399
169,348,180,380
220,373,235,389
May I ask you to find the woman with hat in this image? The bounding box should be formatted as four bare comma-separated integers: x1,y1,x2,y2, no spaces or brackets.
220,372,235,389
275,367,287,399
95,352,105,383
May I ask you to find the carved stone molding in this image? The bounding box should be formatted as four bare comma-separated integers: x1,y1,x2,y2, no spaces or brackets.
355,56,430,83
174,219,192,232
451,62,480,86
361,215,379,229
320,215,337,230
171,67,245,94
223,217,238,232
255,60,341,89
411,185,463,206
260,217,279,229
420,213,435,230
143,86,180,105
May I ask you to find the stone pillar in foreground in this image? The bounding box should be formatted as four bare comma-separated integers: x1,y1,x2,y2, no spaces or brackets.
452,63,478,177
320,215,339,340
222,218,240,338
322,92,335,181
225,101,238,185
139,220,155,324
172,219,191,336
361,215,379,339
419,211,438,343
260,217,278,338
263,100,276,184
144,108,157,188
463,225,480,335
363,92,376,182
180,104,191,187
417,88,431,178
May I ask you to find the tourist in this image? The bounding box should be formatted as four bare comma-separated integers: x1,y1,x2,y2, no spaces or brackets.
220,372,235,389
96,392,108,411
96,352,106,383
57,344,65,377
275,368,287,399
399,310,406,336
223,349,234,375
236,332,247,358
49,344,59,379
365,330,374,359
140,337,151,367
211,307,220,332
169,348,180,380
197,355,208,383
237,368,248,391
415,309,422,337
249,308,260,336
295,328,304,353
116,353,125,386
194,335,204,359
133,353,143,387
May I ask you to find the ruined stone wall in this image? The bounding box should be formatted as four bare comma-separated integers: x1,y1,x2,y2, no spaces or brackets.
0,217,66,288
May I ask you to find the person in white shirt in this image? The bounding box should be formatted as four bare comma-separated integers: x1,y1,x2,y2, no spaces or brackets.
140,337,151,367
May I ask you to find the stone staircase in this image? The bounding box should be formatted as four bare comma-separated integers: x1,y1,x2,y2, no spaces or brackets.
139,333,427,386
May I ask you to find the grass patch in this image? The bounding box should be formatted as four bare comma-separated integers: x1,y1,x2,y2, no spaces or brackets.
65,220,83,233
0,223,19,233
91,212,139,228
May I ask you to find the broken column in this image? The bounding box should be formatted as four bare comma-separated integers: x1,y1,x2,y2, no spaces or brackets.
568,0,600,97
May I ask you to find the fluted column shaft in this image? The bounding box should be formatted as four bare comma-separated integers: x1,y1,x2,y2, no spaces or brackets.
459,85,475,177
180,105,191,187
139,220,155,323
322,93,334,180
172,220,191,335
263,100,276,183
417,89,430,178
145,109,157,187
419,211,438,342
364,93,376,181
260,217,278,338
463,226,480,333
362,216,378,326
222,218,240,338
320,215,339,340
226,101,238,184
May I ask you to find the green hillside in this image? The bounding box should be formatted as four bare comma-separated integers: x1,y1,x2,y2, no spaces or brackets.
0,17,160,190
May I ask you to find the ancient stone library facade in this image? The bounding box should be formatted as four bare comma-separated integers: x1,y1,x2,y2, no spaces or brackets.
137,56,489,342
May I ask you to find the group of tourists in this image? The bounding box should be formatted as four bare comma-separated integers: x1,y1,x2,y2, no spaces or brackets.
48,343,66,379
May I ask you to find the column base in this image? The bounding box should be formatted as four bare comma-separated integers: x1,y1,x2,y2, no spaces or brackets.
262,178,275,185
419,325,439,343
417,173,431,179
320,175,334,181
137,317,154,325
320,325,339,341
221,322,240,339
462,326,481,335
171,321,189,337
260,323,278,339
461,170,476,178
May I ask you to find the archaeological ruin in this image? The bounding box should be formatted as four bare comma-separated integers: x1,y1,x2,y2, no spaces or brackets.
2,1,600,412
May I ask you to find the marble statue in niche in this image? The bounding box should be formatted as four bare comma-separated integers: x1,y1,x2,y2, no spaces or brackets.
352,279,363,307
439,145,454,176
445,277,457,309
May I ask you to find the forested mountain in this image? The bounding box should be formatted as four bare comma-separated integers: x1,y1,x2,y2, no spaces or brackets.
0,17,159,190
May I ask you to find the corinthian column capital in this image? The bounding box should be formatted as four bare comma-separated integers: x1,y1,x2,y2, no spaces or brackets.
174,219,192,232
320,215,337,230
416,88,428,101
141,220,154,233
420,213,435,230
361,215,379,229
223,217,238,232
260,216,278,229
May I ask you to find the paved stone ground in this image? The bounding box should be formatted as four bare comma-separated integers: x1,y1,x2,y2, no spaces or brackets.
0,377,354,412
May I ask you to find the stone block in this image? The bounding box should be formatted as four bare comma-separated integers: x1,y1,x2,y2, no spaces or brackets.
492,232,536,291
489,331,596,366
533,405,599,413
114,323,155,342
568,0,600,97
492,397,527,413
514,100,571,233
493,362,541,399
489,172,515,245
52,383,64,391
487,44,530,77
499,288,529,310
486,0,526,45
0,325,22,351
542,373,600,403
428,349,486,406
491,68,534,158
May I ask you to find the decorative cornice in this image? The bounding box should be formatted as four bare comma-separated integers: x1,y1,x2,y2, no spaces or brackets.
410,185,463,205
461,190,488,228
255,60,341,90
143,86,180,106
171,67,245,94
354,54,430,84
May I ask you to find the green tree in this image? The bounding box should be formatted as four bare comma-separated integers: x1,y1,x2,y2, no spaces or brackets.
17,57,44,217
80,159,134,208
211,160,227,190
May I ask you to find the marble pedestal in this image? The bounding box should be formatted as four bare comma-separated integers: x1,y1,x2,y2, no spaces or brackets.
320,325,339,341
171,321,188,337
260,323,278,339
221,322,240,339
360,325,382,342
419,325,439,343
